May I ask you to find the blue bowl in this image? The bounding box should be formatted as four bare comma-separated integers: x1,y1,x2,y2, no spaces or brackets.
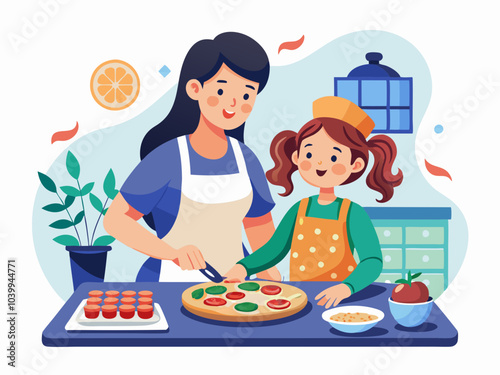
388,297,433,327
322,306,384,334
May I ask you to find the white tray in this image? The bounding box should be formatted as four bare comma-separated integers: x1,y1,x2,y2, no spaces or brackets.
65,300,169,332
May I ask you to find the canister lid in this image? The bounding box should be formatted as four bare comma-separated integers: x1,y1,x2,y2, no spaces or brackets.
348,52,400,78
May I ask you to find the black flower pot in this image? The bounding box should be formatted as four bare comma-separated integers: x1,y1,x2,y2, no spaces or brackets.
66,246,112,291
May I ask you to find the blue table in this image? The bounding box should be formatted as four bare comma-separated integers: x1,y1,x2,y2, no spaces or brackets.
42,281,457,347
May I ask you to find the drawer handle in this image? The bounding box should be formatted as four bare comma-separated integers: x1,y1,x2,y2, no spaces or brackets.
422,255,430,263
422,230,430,238
384,255,392,262
383,230,391,237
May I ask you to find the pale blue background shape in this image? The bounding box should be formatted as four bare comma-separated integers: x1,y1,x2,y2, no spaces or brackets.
32,31,468,300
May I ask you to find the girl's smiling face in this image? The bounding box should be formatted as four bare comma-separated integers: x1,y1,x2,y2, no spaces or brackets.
186,63,259,130
292,127,365,189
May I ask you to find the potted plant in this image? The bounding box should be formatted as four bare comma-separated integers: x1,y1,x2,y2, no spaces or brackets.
37,151,119,291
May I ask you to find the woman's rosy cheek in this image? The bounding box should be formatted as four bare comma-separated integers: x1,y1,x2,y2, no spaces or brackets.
331,164,346,175
207,96,219,107
241,103,252,113
300,160,312,171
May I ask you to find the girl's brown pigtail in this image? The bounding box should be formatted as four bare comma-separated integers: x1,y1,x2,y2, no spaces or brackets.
366,135,403,203
266,130,298,197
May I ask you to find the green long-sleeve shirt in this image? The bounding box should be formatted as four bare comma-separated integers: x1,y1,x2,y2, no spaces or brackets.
238,196,383,294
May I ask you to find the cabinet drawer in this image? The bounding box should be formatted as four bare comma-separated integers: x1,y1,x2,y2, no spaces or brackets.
405,227,444,244
381,248,402,269
375,227,402,244
419,273,445,298
406,248,444,269
376,273,403,284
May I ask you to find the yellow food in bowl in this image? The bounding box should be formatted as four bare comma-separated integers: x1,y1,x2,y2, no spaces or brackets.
330,312,378,322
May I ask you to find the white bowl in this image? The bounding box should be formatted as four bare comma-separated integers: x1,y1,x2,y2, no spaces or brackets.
322,305,385,334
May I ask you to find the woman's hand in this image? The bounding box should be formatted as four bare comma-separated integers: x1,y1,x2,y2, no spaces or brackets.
315,283,352,309
172,245,206,270
256,266,282,281
223,264,247,283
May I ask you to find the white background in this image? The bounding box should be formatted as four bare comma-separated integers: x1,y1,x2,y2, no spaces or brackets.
1,0,499,374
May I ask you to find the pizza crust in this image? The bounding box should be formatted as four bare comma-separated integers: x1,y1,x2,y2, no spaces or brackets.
182,281,308,322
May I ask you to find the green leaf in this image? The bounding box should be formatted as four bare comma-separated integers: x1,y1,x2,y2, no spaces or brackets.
42,203,66,212
411,272,422,280
66,151,80,180
191,288,204,300
65,195,75,208
38,172,57,193
93,235,115,246
80,182,94,196
102,208,108,216
49,219,74,229
103,169,118,200
89,193,103,213
395,279,408,284
60,185,80,197
53,235,80,246
407,270,412,282
73,210,85,225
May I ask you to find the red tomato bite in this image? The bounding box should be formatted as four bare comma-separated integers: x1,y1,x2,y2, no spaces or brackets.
204,297,227,307
226,292,245,300
261,285,281,295
102,305,117,319
84,305,100,319
119,305,135,319
137,305,154,319
138,290,153,298
267,299,291,310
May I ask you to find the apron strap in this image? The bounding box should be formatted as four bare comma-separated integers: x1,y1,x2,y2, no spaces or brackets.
229,137,248,175
338,198,351,222
177,135,190,177
297,198,310,219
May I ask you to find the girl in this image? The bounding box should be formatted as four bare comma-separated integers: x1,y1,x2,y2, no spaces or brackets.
224,96,403,308
104,32,281,282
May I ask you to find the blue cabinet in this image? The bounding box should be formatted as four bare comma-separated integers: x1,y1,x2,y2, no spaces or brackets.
335,52,413,133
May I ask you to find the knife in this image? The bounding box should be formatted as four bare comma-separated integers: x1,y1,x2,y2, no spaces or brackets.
199,262,224,283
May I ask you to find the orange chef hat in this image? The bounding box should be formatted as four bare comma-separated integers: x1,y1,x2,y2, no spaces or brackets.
312,96,375,139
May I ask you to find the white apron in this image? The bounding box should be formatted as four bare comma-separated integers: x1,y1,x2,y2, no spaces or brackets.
159,135,253,281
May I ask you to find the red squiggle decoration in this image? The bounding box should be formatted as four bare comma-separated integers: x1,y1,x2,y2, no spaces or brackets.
278,35,305,54
51,122,79,144
425,159,452,181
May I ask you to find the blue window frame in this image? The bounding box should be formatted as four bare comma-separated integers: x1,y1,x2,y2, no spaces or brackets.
334,77,413,133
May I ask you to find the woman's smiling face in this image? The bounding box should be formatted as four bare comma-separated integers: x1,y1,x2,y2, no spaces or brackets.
186,63,259,130
292,127,365,189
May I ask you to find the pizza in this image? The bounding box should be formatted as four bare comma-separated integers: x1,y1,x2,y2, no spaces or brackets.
181,281,308,322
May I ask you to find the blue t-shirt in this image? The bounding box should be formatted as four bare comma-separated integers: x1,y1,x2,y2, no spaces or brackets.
120,136,275,239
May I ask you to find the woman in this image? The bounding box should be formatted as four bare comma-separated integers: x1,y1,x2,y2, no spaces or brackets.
104,32,281,282
225,96,403,308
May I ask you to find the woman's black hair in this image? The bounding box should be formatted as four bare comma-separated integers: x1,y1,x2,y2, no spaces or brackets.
140,32,270,160
139,32,270,230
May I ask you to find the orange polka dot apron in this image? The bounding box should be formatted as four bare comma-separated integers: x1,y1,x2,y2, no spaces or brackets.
289,198,357,281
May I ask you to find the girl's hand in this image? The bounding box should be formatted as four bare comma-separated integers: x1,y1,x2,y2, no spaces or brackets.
256,266,282,281
172,245,206,270
315,283,352,309
223,264,247,283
